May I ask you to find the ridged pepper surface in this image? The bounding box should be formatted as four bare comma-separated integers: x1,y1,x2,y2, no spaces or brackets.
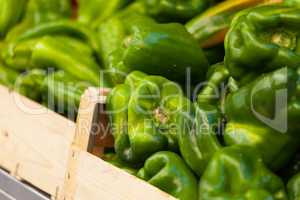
225,5,300,79
199,145,288,200
107,71,193,164
98,14,209,85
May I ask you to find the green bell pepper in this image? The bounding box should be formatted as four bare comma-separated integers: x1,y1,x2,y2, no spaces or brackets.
107,71,193,164
225,4,300,79
78,0,132,26
140,0,220,23
15,69,46,101
97,17,127,74
177,103,222,176
186,0,271,48
199,145,288,200
224,67,300,170
98,14,209,85
0,0,27,38
10,20,101,56
3,35,110,87
287,173,300,200
0,64,18,88
30,36,103,86
42,70,90,117
2,38,39,71
137,151,198,200
5,0,72,41
177,64,228,176
13,68,90,117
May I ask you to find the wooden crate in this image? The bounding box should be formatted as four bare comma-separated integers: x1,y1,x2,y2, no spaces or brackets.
0,85,76,199
60,88,176,200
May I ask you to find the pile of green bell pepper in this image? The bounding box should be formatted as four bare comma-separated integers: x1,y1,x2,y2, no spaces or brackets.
2,0,300,200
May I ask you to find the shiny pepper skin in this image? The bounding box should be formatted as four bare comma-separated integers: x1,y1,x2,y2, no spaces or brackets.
178,67,300,176
224,67,300,170
107,71,193,164
199,145,288,200
0,0,27,38
225,5,300,79
98,14,209,85
4,0,72,41
137,151,198,200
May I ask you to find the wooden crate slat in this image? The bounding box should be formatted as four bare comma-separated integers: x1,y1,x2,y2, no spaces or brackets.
66,150,177,200
0,85,75,197
72,87,113,154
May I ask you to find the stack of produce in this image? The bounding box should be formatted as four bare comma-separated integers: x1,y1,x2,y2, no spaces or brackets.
0,0,299,199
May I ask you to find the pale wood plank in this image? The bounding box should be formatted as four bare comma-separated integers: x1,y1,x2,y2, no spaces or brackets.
59,88,113,199
0,85,75,197
70,151,177,200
